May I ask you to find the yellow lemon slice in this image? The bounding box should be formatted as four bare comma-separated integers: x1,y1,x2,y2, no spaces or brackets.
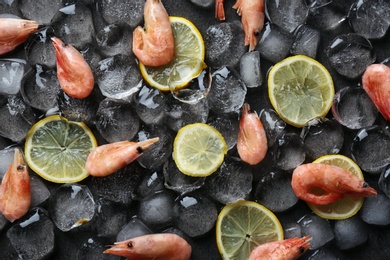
140,16,206,92
268,55,334,127
216,200,284,260
24,115,97,183
173,123,227,177
309,154,365,220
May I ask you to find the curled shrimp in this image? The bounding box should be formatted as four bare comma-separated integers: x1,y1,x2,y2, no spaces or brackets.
233,0,265,51
104,233,192,260
215,0,225,21
51,37,94,99
292,163,377,205
0,18,39,55
237,103,268,165
249,236,311,260
86,137,159,177
0,148,31,222
362,63,390,121
132,0,175,67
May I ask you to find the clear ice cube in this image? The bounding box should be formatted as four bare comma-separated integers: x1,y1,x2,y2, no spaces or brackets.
174,192,217,238
95,98,140,143
7,207,55,259
48,184,96,232
298,213,334,250
207,66,247,115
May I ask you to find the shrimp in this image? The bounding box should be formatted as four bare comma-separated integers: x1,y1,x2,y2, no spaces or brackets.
0,18,39,55
132,0,175,67
51,37,94,99
104,233,192,260
215,0,225,21
249,236,311,260
86,137,159,177
233,0,265,51
0,148,31,222
291,163,377,205
362,63,390,121
237,103,268,165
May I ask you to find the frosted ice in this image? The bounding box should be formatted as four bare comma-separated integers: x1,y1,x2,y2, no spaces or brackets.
100,0,144,28
300,118,344,160
291,25,320,58
204,157,252,204
0,95,36,143
21,65,60,112
132,85,166,125
334,216,368,250
205,21,246,68
207,66,247,114
351,126,390,174
266,0,309,33
254,169,299,212
95,98,140,143
48,184,96,232
116,216,152,242
163,158,205,193
174,192,217,237
136,125,173,171
0,58,26,95
273,133,306,171
360,192,390,226
257,23,294,63
239,51,262,88
7,208,55,259
332,86,378,130
96,55,143,100
20,0,62,25
138,190,176,230
349,0,390,39
298,213,334,250
326,33,376,79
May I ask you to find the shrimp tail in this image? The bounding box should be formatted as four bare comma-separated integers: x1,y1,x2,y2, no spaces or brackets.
215,0,226,21
0,148,31,222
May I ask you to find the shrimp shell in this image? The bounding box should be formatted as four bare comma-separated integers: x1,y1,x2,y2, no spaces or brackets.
132,0,175,66
0,148,31,222
0,18,39,55
292,163,377,205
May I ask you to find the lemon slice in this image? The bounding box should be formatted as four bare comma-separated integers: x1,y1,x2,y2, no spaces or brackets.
173,123,227,177
24,115,97,183
268,55,334,127
308,154,364,220
140,16,206,91
216,200,284,260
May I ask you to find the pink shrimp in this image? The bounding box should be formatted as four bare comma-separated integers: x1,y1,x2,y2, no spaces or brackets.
237,103,268,165
362,63,390,121
104,233,192,260
292,163,377,205
0,18,39,55
132,0,175,67
249,236,311,260
0,148,31,222
215,0,225,21
86,137,159,177
233,0,265,51
51,37,94,99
